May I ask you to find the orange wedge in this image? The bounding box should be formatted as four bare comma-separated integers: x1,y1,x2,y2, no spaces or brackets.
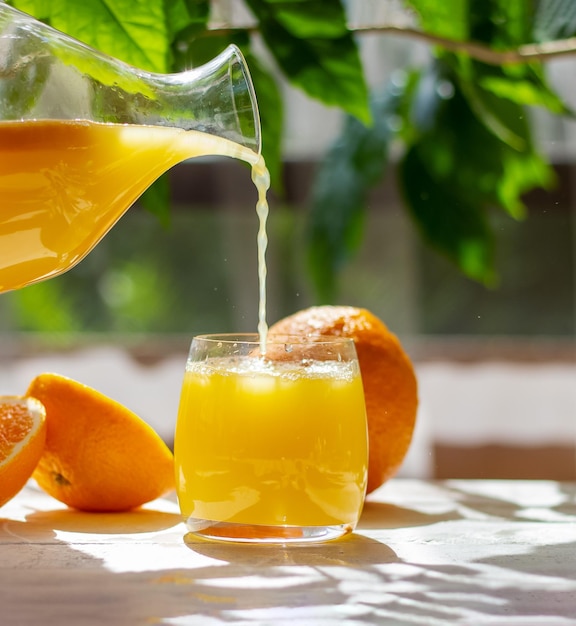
0,396,47,508
27,373,174,512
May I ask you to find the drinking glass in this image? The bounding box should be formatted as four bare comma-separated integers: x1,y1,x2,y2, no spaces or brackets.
174,333,368,544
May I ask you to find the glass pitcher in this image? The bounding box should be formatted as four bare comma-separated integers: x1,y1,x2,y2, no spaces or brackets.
0,4,261,293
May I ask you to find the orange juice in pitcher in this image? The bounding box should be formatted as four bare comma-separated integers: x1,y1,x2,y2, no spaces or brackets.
0,121,264,292
0,4,262,293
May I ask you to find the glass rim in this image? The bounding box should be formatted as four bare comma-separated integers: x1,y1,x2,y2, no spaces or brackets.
192,333,356,347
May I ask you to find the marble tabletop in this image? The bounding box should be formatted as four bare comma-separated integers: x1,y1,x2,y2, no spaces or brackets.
1,478,575,625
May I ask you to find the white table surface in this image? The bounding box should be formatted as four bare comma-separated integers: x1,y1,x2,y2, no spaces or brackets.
1,478,575,625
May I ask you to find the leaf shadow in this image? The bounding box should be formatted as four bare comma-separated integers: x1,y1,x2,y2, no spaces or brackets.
358,500,463,530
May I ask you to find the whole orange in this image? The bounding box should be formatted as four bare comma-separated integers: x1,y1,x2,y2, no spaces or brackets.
270,306,418,494
27,373,174,512
0,396,46,508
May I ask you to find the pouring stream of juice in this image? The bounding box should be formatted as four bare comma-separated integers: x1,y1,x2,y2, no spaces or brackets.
0,120,271,348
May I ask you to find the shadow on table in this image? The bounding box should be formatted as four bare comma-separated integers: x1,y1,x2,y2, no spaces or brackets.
0,517,58,543
2,482,575,625
441,480,576,522
177,516,576,623
184,530,398,567
24,507,181,535
358,500,462,529
363,479,576,528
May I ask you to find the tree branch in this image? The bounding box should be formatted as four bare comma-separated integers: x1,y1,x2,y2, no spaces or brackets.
211,21,576,65
351,25,576,65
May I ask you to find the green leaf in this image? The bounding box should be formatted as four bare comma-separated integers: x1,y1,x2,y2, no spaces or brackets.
406,0,470,40
457,46,574,117
6,0,50,21
479,72,573,116
489,0,534,46
453,54,573,150
245,0,370,124
139,173,172,228
399,144,497,286
11,0,171,72
252,0,349,38
458,60,528,151
498,147,556,217
426,64,554,218
398,65,555,283
445,42,573,141
307,173,366,302
307,89,396,301
165,0,209,42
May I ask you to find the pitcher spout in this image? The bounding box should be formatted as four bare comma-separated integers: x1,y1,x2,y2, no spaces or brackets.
0,4,261,154
151,45,261,154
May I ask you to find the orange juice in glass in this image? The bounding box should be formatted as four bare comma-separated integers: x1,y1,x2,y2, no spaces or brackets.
174,333,368,544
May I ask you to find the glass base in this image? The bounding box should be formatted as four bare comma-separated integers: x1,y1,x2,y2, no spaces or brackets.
184,517,354,544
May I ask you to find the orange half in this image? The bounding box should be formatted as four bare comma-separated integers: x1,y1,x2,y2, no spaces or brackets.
27,373,174,512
